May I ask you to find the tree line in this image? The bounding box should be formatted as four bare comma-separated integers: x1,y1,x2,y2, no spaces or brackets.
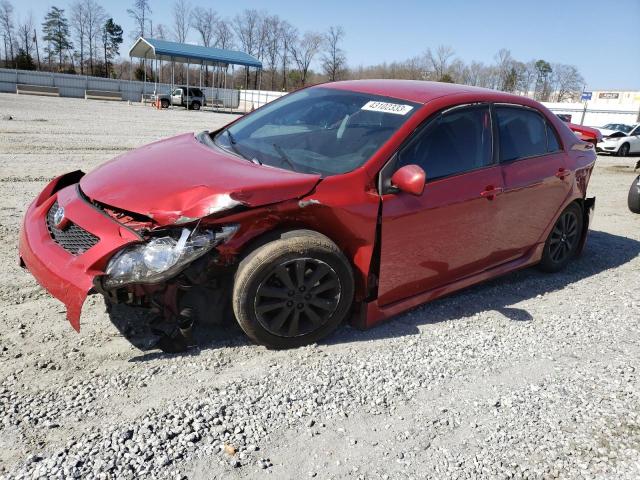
0,0,584,101
352,47,584,102
1,0,123,77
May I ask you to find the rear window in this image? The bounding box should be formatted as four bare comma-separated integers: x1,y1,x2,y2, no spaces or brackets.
546,123,561,152
496,107,547,162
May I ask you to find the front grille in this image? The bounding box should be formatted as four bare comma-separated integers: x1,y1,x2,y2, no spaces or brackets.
46,201,99,255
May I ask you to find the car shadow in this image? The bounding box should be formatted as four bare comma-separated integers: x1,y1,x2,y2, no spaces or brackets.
108,304,251,362
112,229,639,360
323,229,640,346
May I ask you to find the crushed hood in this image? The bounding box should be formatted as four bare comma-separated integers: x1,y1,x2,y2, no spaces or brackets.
80,133,321,225
598,128,627,137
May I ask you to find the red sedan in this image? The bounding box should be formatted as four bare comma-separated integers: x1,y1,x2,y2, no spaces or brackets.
19,80,596,351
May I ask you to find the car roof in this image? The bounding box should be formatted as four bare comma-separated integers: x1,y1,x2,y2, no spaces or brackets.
318,79,528,105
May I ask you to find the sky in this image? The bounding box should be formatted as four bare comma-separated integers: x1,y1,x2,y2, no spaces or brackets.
13,0,640,90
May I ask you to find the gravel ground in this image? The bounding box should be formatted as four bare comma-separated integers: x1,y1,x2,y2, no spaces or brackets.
0,93,639,480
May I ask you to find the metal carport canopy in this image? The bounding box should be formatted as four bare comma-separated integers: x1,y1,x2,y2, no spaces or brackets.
129,37,262,68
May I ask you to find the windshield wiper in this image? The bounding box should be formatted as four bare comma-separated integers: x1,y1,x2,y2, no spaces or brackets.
272,143,299,172
221,129,251,162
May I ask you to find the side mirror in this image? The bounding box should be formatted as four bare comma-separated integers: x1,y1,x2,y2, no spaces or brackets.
390,164,426,196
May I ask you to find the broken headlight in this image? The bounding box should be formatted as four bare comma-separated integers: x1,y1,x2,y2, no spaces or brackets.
102,225,239,288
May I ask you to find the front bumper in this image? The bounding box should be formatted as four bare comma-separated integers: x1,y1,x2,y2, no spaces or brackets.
18,173,141,331
596,142,619,153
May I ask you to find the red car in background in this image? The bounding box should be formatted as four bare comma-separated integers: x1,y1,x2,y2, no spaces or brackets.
566,122,603,147
19,80,596,351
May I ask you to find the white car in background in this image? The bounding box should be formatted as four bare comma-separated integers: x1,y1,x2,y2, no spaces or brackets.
596,123,640,156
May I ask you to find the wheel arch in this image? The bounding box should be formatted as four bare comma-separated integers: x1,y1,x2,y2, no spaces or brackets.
572,197,595,256
232,222,370,306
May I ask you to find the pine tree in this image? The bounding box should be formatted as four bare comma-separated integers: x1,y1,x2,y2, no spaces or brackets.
42,7,72,71
102,18,122,78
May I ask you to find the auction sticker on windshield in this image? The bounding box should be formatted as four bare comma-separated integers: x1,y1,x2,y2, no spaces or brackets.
361,101,414,115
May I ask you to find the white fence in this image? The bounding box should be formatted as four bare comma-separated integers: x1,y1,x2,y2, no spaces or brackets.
0,68,240,108
2,67,639,125
239,89,287,110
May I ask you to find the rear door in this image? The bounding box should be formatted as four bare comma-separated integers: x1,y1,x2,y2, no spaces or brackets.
494,105,571,255
377,104,506,306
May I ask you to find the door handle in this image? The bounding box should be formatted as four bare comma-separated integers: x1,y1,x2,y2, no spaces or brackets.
480,186,503,200
555,168,571,180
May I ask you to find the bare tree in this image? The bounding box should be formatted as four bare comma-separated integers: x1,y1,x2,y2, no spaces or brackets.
17,11,33,57
156,23,168,40
279,21,296,91
321,25,346,82
70,2,87,73
494,48,513,90
289,31,322,87
127,0,152,39
462,61,485,86
214,19,234,50
424,45,455,81
551,63,584,102
191,7,216,47
83,0,106,75
173,0,191,43
233,9,263,87
191,7,216,86
263,15,282,90
0,0,15,62
233,9,261,56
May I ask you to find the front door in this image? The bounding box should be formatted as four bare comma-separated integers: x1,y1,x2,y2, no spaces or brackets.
171,89,183,105
377,104,506,306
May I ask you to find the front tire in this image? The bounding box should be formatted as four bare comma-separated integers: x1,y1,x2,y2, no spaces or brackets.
233,231,354,349
538,203,584,272
618,143,630,157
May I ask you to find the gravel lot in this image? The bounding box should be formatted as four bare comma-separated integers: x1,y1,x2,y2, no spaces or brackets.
0,93,639,480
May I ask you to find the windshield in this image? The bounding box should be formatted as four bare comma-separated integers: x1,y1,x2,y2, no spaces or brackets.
214,87,419,176
602,123,632,133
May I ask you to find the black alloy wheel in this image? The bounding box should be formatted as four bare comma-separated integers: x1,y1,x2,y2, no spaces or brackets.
548,209,580,264
254,258,341,337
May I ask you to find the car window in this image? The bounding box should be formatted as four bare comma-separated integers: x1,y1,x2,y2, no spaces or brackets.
397,105,493,181
546,123,561,152
496,107,547,162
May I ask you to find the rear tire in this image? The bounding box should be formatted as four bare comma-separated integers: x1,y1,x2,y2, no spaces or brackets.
538,203,584,272
191,101,201,111
233,230,354,349
161,99,169,109
628,175,640,214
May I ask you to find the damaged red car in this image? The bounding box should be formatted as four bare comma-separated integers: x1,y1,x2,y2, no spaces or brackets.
19,80,596,351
